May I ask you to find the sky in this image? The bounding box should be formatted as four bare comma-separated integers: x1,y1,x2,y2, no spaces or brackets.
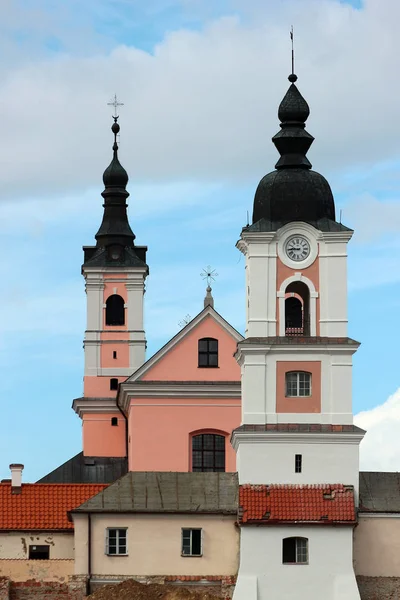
1,0,400,481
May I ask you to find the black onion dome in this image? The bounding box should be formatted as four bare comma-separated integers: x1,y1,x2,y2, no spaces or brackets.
252,74,336,228
253,168,335,224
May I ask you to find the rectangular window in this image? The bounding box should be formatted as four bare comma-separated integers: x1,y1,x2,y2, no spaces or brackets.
106,528,127,555
282,537,308,565
198,338,218,368
29,545,50,560
113,351,117,359
181,528,202,556
285,372,311,397
295,454,302,473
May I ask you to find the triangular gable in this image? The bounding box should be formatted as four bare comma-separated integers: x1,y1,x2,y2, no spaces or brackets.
126,306,243,382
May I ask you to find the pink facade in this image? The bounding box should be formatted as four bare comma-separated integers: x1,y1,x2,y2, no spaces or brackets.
128,402,240,471
142,315,240,381
83,413,126,457
126,312,241,472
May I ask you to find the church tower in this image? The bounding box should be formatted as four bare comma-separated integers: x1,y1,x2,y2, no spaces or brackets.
73,116,148,458
232,71,365,600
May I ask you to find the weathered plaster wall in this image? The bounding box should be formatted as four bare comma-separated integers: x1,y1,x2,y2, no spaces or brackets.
74,513,239,577
0,560,73,583
354,516,400,576
0,534,73,560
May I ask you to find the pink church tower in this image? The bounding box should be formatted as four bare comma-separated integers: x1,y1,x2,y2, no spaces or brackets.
73,116,148,459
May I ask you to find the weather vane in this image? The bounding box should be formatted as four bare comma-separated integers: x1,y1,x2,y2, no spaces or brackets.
107,94,124,119
178,314,192,329
200,266,218,287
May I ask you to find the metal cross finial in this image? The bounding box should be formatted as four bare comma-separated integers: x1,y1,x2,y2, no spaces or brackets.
200,266,218,287
107,94,124,119
290,26,295,76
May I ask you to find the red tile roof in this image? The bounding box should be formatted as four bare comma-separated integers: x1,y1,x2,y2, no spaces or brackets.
0,483,107,530
239,484,356,525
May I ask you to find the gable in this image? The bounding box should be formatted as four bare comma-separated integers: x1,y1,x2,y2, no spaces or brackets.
141,314,241,382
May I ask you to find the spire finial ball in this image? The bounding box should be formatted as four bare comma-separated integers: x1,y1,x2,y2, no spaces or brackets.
112,121,120,135
288,73,298,83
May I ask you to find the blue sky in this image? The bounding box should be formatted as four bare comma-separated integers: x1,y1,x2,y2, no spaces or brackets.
1,0,400,480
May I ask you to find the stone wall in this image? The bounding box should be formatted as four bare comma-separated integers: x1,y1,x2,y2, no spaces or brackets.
89,574,236,598
357,576,400,599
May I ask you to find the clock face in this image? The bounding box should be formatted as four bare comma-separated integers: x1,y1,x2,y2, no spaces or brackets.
285,235,310,262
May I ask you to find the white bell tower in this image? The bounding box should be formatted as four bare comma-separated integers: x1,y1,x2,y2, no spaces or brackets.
232,71,364,600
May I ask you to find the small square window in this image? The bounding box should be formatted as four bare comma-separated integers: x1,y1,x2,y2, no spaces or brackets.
111,417,118,426
106,528,127,556
182,528,202,556
110,378,118,391
29,545,50,560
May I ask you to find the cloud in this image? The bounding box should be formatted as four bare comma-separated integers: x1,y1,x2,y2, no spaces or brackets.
2,0,400,203
355,388,400,472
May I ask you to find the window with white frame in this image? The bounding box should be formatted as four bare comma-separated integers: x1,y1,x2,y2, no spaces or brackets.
106,528,127,555
282,537,308,564
181,528,202,556
285,371,311,397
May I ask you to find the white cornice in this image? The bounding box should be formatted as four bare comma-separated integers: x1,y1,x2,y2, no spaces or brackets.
319,230,353,243
240,231,276,244
358,513,400,519
118,383,241,412
231,430,365,451
235,341,360,363
72,397,119,417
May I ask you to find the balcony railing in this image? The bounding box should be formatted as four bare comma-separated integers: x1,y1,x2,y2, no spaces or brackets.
285,317,310,337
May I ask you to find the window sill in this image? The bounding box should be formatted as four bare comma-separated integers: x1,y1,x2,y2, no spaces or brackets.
197,366,219,369
181,554,203,558
283,562,308,566
285,395,312,399
106,553,129,557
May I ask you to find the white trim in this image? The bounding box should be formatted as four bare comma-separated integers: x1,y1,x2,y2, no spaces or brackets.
231,430,365,451
277,273,318,336
119,382,241,411
72,397,118,417
358,513,400,518
125,306,243,383
131,403,239,407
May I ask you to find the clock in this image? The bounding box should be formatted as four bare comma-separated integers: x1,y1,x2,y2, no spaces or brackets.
284,235,310,262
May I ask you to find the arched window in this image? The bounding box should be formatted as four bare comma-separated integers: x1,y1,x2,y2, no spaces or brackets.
105,295,125,326
285,282,310,336
198,338,218,367
282,537,308,564
192,433,225,472
111,417,118,426
110,378,119,391
285,372,311,397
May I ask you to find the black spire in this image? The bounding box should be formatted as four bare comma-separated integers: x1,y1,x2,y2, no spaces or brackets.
82,118,148,269
95,117,135,247
251,71,339,231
